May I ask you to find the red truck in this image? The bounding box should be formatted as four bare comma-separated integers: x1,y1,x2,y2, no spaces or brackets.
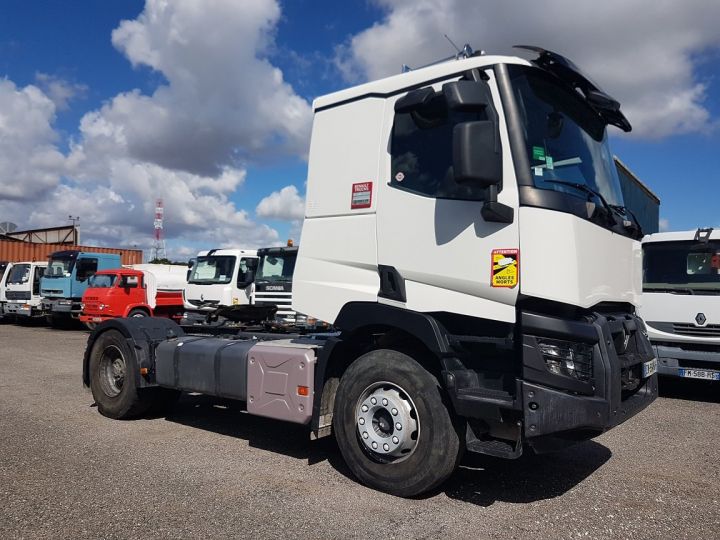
80,265,187,328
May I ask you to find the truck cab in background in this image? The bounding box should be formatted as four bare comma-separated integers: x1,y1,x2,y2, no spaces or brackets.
0,261,10,318
41,251,121,326
182,249,257,323
640,228,720,381
3,261,48,320
80,264,187,329
253,245,299,326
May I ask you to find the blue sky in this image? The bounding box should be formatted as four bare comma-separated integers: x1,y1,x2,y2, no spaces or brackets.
0,0,718,259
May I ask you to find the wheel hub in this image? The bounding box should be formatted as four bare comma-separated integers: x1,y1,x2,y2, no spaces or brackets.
356,383,419,461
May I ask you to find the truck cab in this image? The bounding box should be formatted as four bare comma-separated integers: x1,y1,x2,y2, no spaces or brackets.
640,228,720,381
80,265,187,327
41,250,122,324
3,261,48,319
253,245,299,325
183,248,257,321
0,261,11,317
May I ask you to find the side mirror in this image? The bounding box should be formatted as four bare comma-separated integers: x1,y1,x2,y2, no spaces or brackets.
123,275,139,288
452,121,502,188
394,87,435,113
237,270,255,289
443,80,491,111
187,258,196,269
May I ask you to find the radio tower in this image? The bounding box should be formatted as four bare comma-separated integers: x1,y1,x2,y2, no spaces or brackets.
151,198,167,261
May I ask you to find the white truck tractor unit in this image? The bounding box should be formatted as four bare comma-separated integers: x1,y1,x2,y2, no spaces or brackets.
3,261,49,319
640,228,720,381
83,46,657,496
182,248,258,320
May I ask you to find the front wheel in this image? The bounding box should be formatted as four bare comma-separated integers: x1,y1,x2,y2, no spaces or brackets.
128,308,148,318
333,349,464,497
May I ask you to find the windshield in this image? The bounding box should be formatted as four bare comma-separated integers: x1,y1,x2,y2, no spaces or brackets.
256,253,297,282
510,66,624,207
88,274,118,288
644,241,720,293
45,257,75,278
188,255,236,284
8,264,31,285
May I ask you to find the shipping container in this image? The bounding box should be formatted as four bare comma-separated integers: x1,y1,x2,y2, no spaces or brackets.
0,240,142,265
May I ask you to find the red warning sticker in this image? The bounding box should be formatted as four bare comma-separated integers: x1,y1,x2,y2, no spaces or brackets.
351,182,373,209
491,249,519,288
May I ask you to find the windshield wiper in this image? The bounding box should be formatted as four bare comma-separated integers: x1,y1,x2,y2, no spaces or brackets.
543,179,613,215
644,287,695,295
543,179,642,238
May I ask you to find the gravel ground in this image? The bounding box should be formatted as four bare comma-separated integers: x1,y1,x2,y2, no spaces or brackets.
0,323,718,539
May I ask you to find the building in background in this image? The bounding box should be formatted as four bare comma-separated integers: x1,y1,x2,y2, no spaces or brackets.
614,156,661,234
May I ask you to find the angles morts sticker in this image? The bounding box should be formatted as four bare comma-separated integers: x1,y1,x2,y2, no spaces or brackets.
491,249,519,288
351,182,373,209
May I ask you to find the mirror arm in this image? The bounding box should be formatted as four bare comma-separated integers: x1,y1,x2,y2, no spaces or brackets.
482,185,514,224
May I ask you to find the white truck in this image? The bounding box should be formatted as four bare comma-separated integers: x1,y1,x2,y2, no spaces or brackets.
640,228,720,381
83,46,657,496
0,261,11,318
182,248,258,323
3,261,49,319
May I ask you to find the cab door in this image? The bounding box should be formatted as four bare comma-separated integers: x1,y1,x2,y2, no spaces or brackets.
376,68,520,323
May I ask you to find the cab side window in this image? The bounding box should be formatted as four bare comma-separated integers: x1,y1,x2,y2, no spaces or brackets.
390,92,488,200
76,258,98,281
237,258,257,287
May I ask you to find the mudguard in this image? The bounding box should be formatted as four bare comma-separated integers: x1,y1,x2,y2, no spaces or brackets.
82,317,185,388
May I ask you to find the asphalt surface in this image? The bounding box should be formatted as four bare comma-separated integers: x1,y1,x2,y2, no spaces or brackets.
0,323,718,540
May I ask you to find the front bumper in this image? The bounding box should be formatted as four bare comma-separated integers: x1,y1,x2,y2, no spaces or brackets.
444,309,658,456
520,310,657,451
3,302,42,317
42,298,82,317
652,343,720,378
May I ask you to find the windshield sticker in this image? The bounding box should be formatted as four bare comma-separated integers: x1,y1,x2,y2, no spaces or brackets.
395,172,405,182
532,146,545,161
491,249,519,288
351,181,373,209
534,167,543,177
545,156,554,170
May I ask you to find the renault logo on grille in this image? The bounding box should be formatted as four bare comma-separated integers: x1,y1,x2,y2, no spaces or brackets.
695,313,707,326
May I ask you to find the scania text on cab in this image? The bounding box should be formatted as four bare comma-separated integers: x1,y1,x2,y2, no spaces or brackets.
83,46,657,497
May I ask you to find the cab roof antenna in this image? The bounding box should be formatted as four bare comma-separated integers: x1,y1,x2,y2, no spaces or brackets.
400,36,481,73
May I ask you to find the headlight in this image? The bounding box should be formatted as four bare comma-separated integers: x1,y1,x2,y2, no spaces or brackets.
537,338,594,382
98,304,106,311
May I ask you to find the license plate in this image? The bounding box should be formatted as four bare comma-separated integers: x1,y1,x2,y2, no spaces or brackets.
92,317,102,322
642,358,658,378
679,368,720,381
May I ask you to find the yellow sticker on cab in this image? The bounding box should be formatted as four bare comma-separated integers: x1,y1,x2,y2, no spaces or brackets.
491,249,519,288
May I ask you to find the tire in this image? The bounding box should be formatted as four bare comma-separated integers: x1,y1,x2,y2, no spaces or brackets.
88,329,158,419
84,322,97,331
333,349,464,497
128,308,148,318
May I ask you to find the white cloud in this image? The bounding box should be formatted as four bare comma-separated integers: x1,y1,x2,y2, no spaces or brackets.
336,0,720,138
659,218,670,232
34,73,87,111
0,79,66,200
256,185,305,221
97,0,313,176
0,0,310,259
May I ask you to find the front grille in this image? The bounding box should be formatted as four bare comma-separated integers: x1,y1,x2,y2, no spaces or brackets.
672,323,720,338
188,299,219,307
6,291,30,300
254,292,295,321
